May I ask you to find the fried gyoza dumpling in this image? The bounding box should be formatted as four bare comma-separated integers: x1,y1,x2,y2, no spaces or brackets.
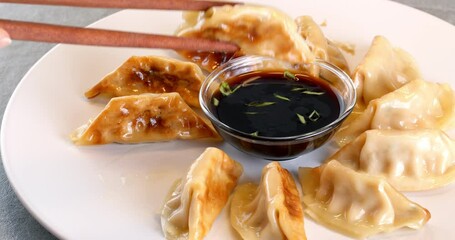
161,147,243,240
295,15,350,74
85,56,204,108
330,129,455,191
299,160,430,238
230,162,306,240
177,5,314,71
340,36,421,129
71,93,218,145
335,79,455,145
353,36,421,108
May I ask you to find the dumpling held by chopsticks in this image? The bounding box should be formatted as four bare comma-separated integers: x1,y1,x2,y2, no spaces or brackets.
176,4,315,71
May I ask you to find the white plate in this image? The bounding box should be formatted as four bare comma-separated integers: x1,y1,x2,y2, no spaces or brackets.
2,0,455,239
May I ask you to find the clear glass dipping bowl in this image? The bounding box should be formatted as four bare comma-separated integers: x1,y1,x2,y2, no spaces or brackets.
200,56,356,160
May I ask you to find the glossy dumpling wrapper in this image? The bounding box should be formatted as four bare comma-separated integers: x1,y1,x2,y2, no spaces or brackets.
85,56,205,108
298,160,431,239
335,79,455,146
230,162,306,240
295,15,350,74
339,36,422,130
329,129,455,191
71,93,219,145
176,4,315,71
161,147,243,240
353,36,421,108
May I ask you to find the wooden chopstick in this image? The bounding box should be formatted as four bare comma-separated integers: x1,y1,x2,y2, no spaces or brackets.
0,0,240,11
0,19,240,52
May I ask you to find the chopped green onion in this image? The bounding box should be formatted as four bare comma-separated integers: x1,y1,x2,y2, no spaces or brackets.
297,113,307,124
284,70,297,80
309,110,320,122
246,101,276,107
250,131,259,137
219,82,232,96
274,93,290,101
303,91,325,95
245,112,260,115
220,82,241,96
232,85,242,93
291,87,308,91
212,97,219,106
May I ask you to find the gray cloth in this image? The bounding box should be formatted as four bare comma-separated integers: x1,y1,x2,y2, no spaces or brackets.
0,1,453,239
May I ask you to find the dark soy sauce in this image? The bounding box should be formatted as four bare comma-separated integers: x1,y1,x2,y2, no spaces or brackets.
212,71,341,138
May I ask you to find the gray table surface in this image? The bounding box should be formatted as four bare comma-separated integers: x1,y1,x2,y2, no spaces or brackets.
0,0,453,239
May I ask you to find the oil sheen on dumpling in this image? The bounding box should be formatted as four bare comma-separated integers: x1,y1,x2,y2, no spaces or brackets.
230,162,306,240
329,129,455,191
353,36,421,108
176,5,314,71
71,93,219,145
335,79,455,145
295,15,350,74
161,147,243,240
298,160,430,239
85,56,204,108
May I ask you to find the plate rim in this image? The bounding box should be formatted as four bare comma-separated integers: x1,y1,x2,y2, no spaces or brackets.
1,1,455,238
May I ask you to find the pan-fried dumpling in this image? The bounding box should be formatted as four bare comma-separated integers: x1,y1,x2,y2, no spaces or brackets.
329,129,455,191
177,5,314,71
340,36,421,130
353,36,421,108
230,162,306,240
295,15,350,74
298,160,430,239
161,147,243,240
85,56,204,108
335,79,455,145
71,93,219,145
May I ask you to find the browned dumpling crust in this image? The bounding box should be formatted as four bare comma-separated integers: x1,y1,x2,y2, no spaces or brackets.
85,56,205,108
161,147,244,240
71,93,219,145
230,162,307,240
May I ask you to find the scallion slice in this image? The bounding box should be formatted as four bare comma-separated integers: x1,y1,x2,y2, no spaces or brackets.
297,113,307,124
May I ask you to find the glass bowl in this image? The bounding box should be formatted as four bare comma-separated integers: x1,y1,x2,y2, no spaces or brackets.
200,56,356,160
